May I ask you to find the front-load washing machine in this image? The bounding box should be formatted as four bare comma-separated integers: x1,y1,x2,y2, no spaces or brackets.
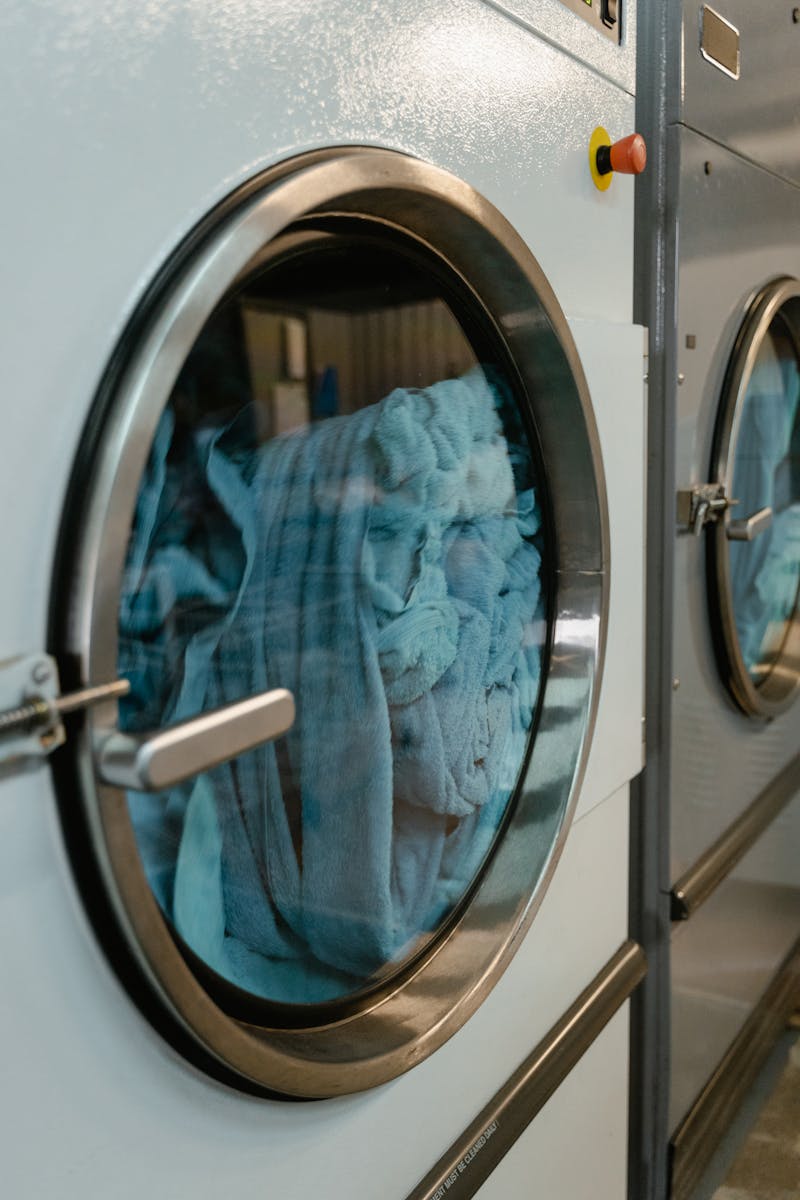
0,2,646,1197
667,130,800,1198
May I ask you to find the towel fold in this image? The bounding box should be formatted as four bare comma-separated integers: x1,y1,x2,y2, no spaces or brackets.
729,333,800,677
120,368,544,1002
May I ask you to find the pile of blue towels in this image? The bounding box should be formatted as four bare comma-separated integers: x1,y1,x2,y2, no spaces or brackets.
729,333,800,679
119,368,543,1003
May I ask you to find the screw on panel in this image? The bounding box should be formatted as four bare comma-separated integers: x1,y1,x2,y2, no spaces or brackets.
31,661,51,686
678,373,686,385
793,8,800,23
704,161,713,175
673,678,681,690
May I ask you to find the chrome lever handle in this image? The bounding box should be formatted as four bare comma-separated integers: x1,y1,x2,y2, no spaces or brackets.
95,688,295,791
726,506,773,542
692,498,710,537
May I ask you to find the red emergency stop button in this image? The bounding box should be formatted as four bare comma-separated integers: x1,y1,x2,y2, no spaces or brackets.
607,133,647,175
589,127,647,190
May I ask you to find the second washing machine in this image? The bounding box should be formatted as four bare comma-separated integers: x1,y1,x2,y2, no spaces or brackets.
668,127,800,1199
635,5,800,1196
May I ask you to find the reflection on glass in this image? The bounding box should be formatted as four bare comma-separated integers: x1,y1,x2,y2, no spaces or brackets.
117,237,546,1004
730,317,800,683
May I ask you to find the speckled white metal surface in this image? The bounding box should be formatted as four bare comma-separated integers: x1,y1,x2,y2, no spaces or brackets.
486,0,637,94
0,0,637,660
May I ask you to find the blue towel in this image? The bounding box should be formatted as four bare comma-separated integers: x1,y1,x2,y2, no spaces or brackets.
120,368,543,1002
729,334,800,678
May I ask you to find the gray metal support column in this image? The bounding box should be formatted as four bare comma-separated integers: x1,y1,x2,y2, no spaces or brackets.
629,5,683,1198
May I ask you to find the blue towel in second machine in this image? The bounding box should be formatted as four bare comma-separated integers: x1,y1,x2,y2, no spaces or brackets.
122,369,544,1004
729,334,800,676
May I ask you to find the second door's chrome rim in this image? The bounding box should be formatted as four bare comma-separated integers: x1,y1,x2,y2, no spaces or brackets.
709,276,800,718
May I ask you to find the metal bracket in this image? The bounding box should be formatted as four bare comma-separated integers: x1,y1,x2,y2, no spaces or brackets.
676,483,735,536
0,653,129,773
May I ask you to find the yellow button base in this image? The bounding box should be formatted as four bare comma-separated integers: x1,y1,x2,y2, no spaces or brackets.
590,126,613,192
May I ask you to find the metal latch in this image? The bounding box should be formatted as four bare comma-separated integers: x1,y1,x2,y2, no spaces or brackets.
676,483,735,536
0,653,297,788
0,653,129,771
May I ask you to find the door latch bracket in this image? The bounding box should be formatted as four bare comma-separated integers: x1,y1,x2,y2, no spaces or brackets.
676,483,735,536
0,654,129,773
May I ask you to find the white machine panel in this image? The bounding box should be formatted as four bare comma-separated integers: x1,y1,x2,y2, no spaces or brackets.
571,318,646,819
473,1007,630,1199
1,770,629,1197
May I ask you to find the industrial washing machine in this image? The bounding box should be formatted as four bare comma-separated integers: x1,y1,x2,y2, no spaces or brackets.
669,132,800,1161
0,2,646,1197
635,5,800,1197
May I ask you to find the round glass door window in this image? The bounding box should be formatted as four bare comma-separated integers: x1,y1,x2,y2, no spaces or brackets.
55,149,607,1095
119,233,544,1005
711,278,800,717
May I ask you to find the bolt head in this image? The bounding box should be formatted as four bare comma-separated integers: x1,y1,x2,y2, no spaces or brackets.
31,661,51,686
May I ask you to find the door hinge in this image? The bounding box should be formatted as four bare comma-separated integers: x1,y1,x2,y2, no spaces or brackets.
0,654,129,773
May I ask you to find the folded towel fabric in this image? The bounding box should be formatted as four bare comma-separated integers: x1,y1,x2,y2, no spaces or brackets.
729,333,800,678
120,368,544,1003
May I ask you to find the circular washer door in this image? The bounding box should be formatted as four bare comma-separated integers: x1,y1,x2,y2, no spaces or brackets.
51,148,608,1097
709,277,800,718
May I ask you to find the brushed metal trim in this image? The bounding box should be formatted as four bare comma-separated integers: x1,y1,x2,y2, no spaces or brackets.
699,6,740,81
406,941,646,1200
669,937,800,1200
671,751,800,920
708,277,800,718
52,147,610,1097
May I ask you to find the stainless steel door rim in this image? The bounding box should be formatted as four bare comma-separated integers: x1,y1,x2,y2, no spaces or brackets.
709,276,800,718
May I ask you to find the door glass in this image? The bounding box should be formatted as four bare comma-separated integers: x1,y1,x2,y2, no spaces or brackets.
729,316,800,684
116,233,547,1005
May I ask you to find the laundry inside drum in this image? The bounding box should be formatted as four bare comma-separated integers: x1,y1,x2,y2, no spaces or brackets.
116,231,548,1006
729,314,800,687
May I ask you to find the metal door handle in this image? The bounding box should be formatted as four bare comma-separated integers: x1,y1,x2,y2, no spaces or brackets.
726,506,773,542
96,688,295,791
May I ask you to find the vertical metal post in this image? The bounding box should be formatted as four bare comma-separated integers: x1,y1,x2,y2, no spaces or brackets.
629,3,683,1197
